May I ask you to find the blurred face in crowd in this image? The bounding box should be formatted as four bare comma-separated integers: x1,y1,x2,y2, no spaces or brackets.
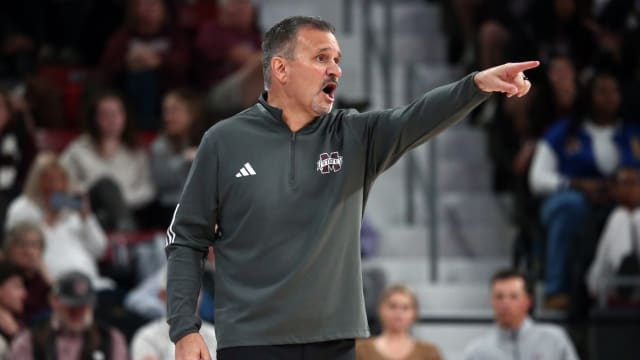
613,168,640,209
554,0,576,21
491,277,531,330
379,291,417,334
40,165,68,200
591,74,621,123
0,275,27,314
51,296,94,332
548,56,576,109
220,0,255,31
96,96,127,141
163,93,192,137
7,230,45,273
279,27,342,118
134,0,166,34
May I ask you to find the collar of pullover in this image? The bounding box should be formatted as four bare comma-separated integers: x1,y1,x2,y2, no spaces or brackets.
497,316,533,342
257,91,324,134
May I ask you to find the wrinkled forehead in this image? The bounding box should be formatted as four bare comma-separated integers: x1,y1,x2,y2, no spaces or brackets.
292,27,341,57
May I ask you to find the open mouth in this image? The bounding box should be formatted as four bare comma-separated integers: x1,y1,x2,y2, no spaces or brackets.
322,82,338,100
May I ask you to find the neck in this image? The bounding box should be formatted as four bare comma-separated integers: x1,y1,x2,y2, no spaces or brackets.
380,330,412,341
500,317,526,331
266,89,316,133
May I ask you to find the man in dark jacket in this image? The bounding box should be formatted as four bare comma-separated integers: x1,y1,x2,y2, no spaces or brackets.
166,15,538,360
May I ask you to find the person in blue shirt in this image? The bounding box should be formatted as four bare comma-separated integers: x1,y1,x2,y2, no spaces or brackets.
529,71,640,309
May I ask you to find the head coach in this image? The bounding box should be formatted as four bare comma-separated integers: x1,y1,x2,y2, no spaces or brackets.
165,15,538,360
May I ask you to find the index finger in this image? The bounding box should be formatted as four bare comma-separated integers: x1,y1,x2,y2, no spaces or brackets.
507,60,540,73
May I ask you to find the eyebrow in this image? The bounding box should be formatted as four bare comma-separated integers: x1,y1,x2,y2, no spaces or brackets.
318,47,342,59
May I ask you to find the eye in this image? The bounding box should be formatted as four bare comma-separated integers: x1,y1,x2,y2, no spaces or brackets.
316,54,327,62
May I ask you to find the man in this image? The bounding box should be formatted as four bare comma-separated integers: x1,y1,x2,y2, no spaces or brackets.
10,271,128,359
463,269,579,360
0,261,27,358
131,266,217,360
166,16,538,360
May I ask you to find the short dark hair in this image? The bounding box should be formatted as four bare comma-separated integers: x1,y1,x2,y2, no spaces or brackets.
490,269,533,296
0,261,22,287
261,16,335,89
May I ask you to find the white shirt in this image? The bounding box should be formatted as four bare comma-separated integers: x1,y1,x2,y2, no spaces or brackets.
464,318,579,360
131,319,217,360
5,196,113,289
60,135,155,208
529,122,619,195
587,206,640,296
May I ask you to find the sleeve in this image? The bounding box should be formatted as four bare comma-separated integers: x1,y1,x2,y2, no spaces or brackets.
586,208,630,296
150,140,189,195
77,215,108,259
557,329,580,360
165,130,218,343
8,331,34,360
59,143,90,193
529,140,566,195
110,328,129,360
124,151,156,207
346,72,490,179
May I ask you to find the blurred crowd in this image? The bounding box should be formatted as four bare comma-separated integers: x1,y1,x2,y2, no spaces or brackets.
440,0,640,318
0,0,638,358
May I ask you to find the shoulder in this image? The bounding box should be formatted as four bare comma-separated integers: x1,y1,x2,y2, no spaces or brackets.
204,107,261,139
9,329,33,354
415,340,442,355
7,195,41,222
463,332,496,357
355,337,377,353
151,135,170,152
544,118,572,142
63,135,93,155
531,322,571,342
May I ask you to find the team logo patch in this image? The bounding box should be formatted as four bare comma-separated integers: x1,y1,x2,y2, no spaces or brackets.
317,152,343,174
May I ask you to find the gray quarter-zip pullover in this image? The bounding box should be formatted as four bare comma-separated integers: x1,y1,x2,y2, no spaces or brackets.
165,72,491,349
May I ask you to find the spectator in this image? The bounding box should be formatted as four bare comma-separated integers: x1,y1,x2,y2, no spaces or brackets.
0,261,27,360
356,285,442,360
9,271,128,360
100,0,190,129
195,0,263,116
463,269,578,360
5,152,112,289
0,1,47,81
60,90,157,230
150,88,205,227
529,71,630,309
0,90,36,236
131,266,217,360
3,222,51,325
587,167,640,299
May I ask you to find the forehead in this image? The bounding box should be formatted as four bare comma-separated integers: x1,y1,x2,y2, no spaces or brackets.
293,27,341,54
492,278,526,294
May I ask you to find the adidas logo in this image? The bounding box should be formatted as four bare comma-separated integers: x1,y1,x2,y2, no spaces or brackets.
235,163,257,178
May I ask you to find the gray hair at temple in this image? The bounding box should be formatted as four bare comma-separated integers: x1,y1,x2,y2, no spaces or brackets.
261,16,336,90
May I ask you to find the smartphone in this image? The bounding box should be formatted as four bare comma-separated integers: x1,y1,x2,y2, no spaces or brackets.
49,192,83,211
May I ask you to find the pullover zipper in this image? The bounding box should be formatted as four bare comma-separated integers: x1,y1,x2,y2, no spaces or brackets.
289,133,297,185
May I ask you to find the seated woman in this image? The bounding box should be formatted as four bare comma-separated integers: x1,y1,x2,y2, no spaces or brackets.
150,88,205,227
5,152,112,289
60,90,156,230
2,221,52,325
529,71,636,309
356,285,442,360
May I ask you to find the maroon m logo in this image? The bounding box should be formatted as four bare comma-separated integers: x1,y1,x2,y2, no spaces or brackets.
317,152,343,174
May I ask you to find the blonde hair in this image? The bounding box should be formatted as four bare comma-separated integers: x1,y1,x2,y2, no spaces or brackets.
379,284,419,311
22,152,70,207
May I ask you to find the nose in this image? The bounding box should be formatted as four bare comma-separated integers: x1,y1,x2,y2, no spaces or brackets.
327,61,342,79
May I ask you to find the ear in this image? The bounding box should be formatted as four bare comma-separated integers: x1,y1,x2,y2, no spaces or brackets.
271,56,288,85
